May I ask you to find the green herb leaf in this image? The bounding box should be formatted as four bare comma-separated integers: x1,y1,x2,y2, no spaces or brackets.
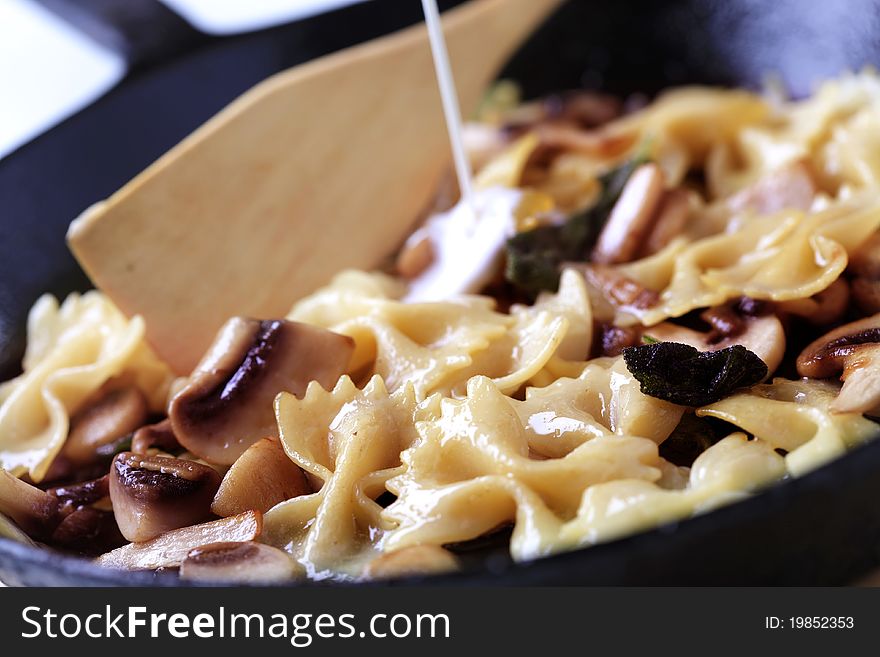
94,433,133,459
503,151,648,296
641,334,659,344
622,342,768,406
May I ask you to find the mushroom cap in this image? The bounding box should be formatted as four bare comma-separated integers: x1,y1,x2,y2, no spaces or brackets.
109,452,221,542
796,312,880,379
63,386,148,466
169,318,354,465
179,541,302,583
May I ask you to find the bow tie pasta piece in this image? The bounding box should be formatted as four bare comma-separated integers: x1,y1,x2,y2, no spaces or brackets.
287,267,595,399
517,356,684,459
288,270,406,328
557,433,786,548
264,375,418,577
697,378,879,476
381,375,664,561
706,71,880,198
0,292,173,481
611,191,880,326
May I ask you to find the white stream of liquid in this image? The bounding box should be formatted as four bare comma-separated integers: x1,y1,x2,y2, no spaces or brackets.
421,0,475,212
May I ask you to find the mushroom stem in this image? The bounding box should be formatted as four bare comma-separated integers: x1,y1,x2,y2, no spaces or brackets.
0,469,58,537
96,510,263,570
211,438,309,518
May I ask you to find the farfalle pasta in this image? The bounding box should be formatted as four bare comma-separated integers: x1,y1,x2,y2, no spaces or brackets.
3,72,880,582
0,292,172,482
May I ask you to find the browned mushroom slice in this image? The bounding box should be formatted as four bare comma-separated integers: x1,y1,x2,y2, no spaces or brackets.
797,313,880,413
364,546,460,579
96,510,262,570
592,163,666,265
49,506,126,554
0,469,58,537
131,418,180,454
48,475,110,514
109,453,222,542
169,318,355,465
596,323,642,357
211,438,309,518
179,541,301,583
63,387,148,466
648,313,786,374
581,264,660,310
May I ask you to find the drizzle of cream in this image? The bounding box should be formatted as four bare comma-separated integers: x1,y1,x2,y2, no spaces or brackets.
403,186,523,302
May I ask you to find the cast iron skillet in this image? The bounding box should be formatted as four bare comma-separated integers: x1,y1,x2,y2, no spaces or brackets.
3,0,880,586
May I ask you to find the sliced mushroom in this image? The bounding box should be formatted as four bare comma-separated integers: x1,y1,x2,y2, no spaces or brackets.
96,510,262,570
0,469,57,537
777,278,850,325
699,305,745,343
364,545,460,579
48,475,110,515
62,387,148,466
179,541,302,583
640,188,697,257
581,264,660,310
49,506,125,554
169,318,354,465
797,313,880,413
596,323,642,357
109,453,222,542
648,313,786,374
726,160,816,215
131,418,180,454
211,437,309,518
592,163,666,264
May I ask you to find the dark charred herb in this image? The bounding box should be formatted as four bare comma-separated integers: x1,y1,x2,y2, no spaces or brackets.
622,342,768,406
504,153,647,296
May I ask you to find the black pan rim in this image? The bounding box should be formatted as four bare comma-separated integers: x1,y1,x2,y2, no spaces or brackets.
3,430,879,586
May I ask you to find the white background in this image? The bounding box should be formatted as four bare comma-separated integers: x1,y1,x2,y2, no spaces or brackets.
0,0,364,159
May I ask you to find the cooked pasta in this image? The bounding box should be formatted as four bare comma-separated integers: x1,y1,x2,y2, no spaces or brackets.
0,292,172,482
3,71,880,582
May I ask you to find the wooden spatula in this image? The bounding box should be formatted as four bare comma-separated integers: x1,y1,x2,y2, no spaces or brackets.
67,0,563,375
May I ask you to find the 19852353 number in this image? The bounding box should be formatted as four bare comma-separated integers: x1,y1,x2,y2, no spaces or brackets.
765,617,854,629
